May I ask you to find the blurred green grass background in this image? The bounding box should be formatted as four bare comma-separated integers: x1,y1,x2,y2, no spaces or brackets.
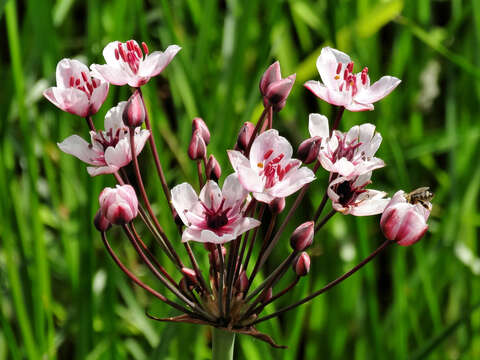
1,0,480,359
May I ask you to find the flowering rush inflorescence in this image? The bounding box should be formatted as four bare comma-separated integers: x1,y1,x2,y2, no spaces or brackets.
45,40,433,350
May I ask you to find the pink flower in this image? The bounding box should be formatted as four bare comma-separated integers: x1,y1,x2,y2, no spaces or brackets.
308,113,385,178
380,190,431,246
305,47,401,111
91,40,181,87
43,59,109,117
171,174,261,244
328,172,389,216
228,130,316,204
99,185,138,225
58,101,150,176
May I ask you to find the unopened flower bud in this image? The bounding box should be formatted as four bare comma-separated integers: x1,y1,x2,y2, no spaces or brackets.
123,90,145,127
290,221,314,251
293,252,310,276
206,155,221,181
260,61,295,112
192,117,210,145
188,129,207,160
297,136,321,164
260,287,273,304
94,209,111,232
269,197,285,214
236,122,255,151
181,267,199,286
99,185,138,225
235,270,249,293
380,190,431,246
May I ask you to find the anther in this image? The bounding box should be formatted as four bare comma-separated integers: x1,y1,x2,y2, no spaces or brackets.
69,76,74,87
336,63,342,74
115,49,120,60
81,72,88,82
263,149,274,159
141,42,149,55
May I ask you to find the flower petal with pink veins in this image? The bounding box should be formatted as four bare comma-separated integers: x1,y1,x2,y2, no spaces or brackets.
87,165,119,176
58,135,103,165
199,180,223,210
348,197,390,216
222,174,248,208
104,101,127,131
269,166,315,198
354,76,401,104
228,150,264,193
139,45,181,77
91,64,130,86
89,82,110,114
45,87,90,116
344,101,374,112
304,81,351,107
316,47,351,90
308,113,329,138
233,217,262,236
104,140,131,168
171,183,201,225
252,192,276,204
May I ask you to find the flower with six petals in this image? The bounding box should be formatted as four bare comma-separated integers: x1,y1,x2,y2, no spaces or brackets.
228,130,316,204
58,101,150,176
43,59,109,117
91,40,181,87
305,47,401,111
171,174,261,244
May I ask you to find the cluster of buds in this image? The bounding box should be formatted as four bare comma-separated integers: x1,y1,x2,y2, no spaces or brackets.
45,41,432,349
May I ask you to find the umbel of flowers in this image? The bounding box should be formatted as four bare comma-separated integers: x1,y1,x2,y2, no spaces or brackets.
45,41,432,357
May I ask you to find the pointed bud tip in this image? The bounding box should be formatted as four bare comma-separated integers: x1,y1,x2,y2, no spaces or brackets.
123,90,145,127
188,129,207,160
192,117,210,145
290,221,315,251
293,252,311,276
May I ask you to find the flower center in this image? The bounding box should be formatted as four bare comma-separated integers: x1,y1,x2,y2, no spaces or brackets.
336,180,355,206
92,127,127,150
259,149,295,189
69,72,100,99
114,40,150,74
206,212,229,229
333,62,368,97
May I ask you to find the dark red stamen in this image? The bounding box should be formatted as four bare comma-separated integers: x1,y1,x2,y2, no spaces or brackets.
347,61,354,73
69,76,74,87
142,42,149,55
115,49,120,60
263,149,274,159
336,63,342,74
75,79,80,86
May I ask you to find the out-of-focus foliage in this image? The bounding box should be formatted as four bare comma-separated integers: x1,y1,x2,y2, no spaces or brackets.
1,0,479,359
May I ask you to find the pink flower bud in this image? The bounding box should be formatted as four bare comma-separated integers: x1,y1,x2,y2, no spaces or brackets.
260,287,273,304
123,90,145,127
181,267,199,286
94,209,111,232
290,221,314,251
192,117,210,145
260,62,295,112
236,122,255,151
380,190,431,246
206,154,221,181
99,185,138,225
188,129,207,160
269,197,285,214
297,136,322,164
293,252,310,276
235,270,249,293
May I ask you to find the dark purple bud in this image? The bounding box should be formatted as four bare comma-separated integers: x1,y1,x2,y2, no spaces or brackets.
263,74,296,112
235,270,249,293
260,61,282,95
236,122,255,151
206,155,221,181
260,287,273,304
269,197,285,214
181,267,199,286
293,252,310,276
188,129,207,160
192,117,210,145
297,136,322,164
290,221,314,251
123,90,145,127
94,209,111,232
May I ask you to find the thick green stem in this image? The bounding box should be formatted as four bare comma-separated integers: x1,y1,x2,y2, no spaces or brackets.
212,327,236,360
